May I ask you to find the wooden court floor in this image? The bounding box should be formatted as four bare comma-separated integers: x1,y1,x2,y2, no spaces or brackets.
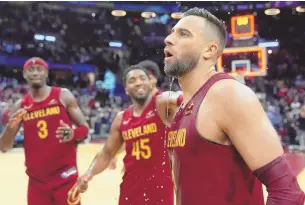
1,143,305,205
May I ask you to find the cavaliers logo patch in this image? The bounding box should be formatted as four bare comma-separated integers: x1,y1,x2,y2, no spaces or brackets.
48,99,58,105
146,110,155,119
185,103,194,116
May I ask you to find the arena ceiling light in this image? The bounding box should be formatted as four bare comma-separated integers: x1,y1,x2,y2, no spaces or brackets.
264,8,281,16
111,10,126,17
296,6,305,13
171,12,184,19
141,11,156,19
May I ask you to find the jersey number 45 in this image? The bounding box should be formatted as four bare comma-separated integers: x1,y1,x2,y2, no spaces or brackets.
132,138,151,160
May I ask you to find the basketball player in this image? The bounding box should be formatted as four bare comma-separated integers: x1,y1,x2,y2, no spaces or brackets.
108,60,162,169
72,65,183,205
138,60,162,95
164,7,305,205
0,57,89,205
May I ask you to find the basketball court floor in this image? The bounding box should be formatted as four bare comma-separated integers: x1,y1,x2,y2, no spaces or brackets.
1,143,305,205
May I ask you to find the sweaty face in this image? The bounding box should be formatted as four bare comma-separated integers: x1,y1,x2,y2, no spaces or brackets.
125,69,152,104
164,16,207,78
23,65,48,88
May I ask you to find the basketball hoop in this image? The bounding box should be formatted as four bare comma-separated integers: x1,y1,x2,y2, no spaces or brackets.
234,70,246,84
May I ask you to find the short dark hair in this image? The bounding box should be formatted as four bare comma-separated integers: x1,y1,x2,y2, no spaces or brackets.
184,7,227,54
137,60,160,79
122,65,150,86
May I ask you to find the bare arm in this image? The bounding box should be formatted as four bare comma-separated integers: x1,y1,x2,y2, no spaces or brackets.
217,81,283,170
86,111,124,178
60,88,89,128
156,91,182,126
58,88,89,142
0,100,23,152
216,81,305,204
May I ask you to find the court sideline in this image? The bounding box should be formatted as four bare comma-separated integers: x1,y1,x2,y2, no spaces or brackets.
0,143,305,205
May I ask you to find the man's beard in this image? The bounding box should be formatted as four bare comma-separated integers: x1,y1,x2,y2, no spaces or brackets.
131,94,150,105
32,84,42,89
164,54,200,78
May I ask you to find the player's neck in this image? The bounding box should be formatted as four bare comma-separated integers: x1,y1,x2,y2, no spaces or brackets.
178,65,217,104
132,94,152,117
29,85,51,102
152,87,159,95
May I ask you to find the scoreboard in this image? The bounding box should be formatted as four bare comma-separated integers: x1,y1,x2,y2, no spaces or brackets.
231,14,255,39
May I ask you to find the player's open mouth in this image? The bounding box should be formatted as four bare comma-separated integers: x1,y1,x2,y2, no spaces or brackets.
164,49,174,63
164,49,173,58
135,88,145,95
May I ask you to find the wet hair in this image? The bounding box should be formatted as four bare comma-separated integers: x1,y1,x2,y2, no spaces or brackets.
184,7,227,54
122,65,150,86
137,60,160,79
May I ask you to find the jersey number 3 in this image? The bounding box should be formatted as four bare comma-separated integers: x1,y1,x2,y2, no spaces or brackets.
37,120,48,139
132,138,151,160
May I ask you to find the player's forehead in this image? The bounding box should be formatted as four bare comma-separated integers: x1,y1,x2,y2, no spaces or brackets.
126,69,148,80
172,16,206,35
27,64,45,70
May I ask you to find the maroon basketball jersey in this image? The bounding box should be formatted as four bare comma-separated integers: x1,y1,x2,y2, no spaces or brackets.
21,87,77,182
119,94,174,205
168,73,264,205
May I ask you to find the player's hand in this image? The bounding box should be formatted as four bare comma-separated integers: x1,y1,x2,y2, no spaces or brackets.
67,173,92,204
56,120,74,143
72,172,93,194
7,109,27,130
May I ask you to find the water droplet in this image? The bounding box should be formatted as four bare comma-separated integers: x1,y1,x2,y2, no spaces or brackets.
162,161,166,165
144,193,146,196
125,197,128,200
161,185,164,188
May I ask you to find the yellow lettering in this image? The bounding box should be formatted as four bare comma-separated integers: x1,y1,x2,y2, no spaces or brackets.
122,123,158,141
132,138,151,160
122,131,128,141
168,128,186,148
22,106,60,122
37,120,48,139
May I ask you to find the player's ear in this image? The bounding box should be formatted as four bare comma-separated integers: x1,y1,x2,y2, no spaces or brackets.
23,71,27,80
202,42,218,60
125,89,129,96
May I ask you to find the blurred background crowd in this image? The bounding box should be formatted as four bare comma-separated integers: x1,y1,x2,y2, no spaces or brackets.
0,1,305,150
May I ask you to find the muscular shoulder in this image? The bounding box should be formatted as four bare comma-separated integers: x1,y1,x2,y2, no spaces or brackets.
206,79,262,120
116,111,124,119
208,79,257,104
60,88,73,97
59,88,75,107
112,111,124,129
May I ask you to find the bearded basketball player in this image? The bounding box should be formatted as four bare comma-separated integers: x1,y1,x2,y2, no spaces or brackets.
0,57,89,205
108,60,162,170
72,65,183,205
164,7,305,205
